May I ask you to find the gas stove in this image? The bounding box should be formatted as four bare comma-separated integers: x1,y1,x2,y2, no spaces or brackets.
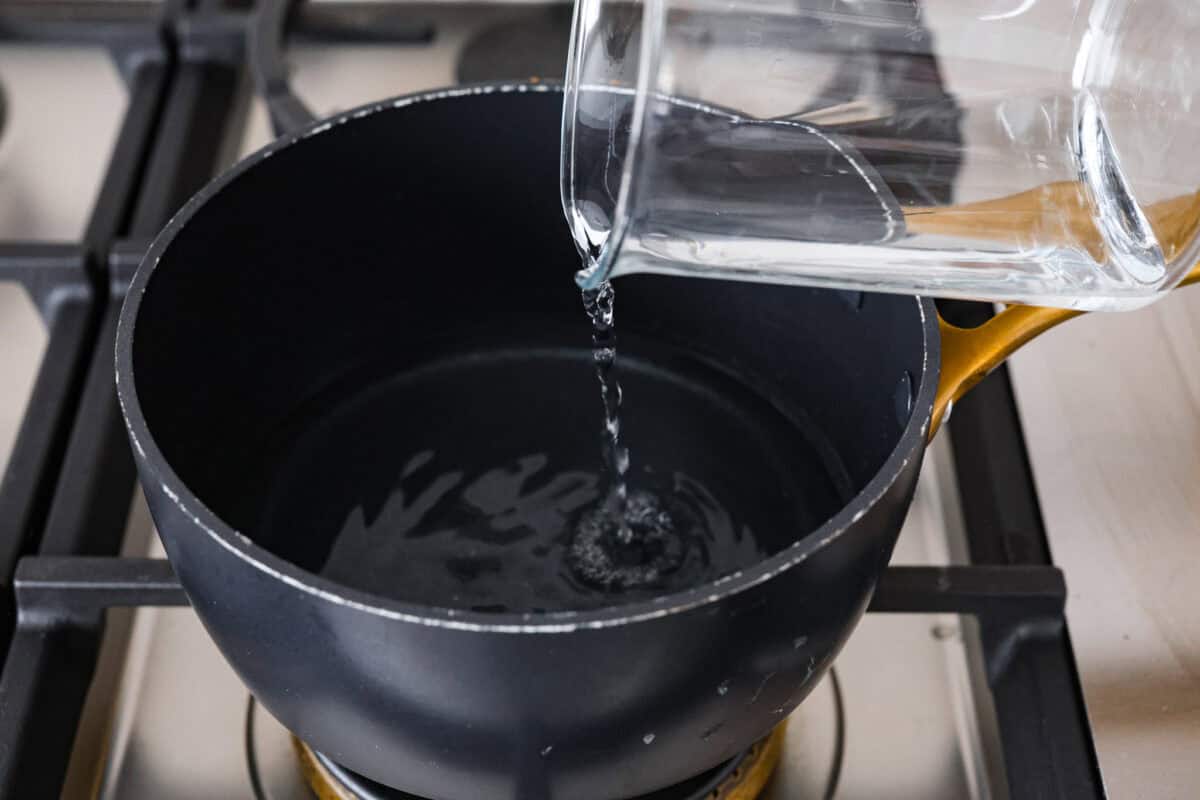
0,3,1105,799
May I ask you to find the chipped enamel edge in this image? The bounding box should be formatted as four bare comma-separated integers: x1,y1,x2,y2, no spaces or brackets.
115,81,940,635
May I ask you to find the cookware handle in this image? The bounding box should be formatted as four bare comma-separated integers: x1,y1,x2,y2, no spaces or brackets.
930,261,1200,439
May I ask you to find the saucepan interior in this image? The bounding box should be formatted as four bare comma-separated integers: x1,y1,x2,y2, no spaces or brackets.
127,86,931,622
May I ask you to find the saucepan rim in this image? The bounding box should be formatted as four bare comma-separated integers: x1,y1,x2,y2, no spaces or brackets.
114,80,941,634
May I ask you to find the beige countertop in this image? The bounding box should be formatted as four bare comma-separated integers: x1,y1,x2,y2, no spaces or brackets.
1008,288,1200,798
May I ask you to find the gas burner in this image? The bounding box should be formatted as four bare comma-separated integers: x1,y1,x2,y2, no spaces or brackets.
294,729,784,800
247,695,799,800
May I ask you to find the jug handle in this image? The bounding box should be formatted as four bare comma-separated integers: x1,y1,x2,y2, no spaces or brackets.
930,262,1200,440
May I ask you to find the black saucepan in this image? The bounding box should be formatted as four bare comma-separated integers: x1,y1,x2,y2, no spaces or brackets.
116,84,1178,800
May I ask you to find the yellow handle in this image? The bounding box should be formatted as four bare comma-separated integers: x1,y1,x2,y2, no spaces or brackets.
906,183,1200,266
930,261,1200,439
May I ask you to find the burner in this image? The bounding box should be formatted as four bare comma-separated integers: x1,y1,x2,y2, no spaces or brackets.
248,676,846,799
293,726,785,800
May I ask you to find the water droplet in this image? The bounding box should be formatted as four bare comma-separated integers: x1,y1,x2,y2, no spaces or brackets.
717,680,730,696
643,733,656,745
893,370,914,427
540,745,554,758
748,672,776,705
701,722,723,741
793,635,808,650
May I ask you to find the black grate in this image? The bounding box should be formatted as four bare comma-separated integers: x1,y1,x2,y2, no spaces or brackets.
0,3,1105,798
0,4,241,795
939,298,1106,799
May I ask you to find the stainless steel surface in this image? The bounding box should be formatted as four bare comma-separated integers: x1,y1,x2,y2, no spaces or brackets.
0,283,45,480
0,45,127,241
768,435,1004,800
0,42,127,478
235,4,569,162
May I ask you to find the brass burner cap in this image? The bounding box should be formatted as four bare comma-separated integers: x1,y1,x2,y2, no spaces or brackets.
295,722,786,800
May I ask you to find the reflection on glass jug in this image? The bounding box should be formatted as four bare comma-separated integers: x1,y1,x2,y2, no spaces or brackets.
561,0,1200,310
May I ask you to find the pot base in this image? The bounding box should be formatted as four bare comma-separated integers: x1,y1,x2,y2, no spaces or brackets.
293,725,785,800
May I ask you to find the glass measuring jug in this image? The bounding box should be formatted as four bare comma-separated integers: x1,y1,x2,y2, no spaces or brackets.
561,0,1200,310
